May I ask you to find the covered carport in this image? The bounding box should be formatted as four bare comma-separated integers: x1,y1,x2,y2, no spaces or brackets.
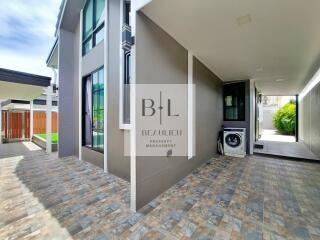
0,68,54,153
137,0,320,160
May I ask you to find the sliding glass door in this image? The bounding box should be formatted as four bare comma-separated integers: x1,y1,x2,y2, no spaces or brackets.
83,67,104,153
92,68,104,151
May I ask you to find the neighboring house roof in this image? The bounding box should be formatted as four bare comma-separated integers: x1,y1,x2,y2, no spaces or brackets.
1,99,58,107
54,0,86,37
46,38,58,66
0,68,51,87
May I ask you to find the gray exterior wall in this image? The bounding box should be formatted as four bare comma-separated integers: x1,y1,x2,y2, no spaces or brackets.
58,29,78,158
82,42,104,76
107,0,130,180
135,13,223,209
223,80,251,154
299,82,320,158
73,22,80,158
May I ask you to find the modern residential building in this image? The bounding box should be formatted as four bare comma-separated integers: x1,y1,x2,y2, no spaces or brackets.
51,0,320,211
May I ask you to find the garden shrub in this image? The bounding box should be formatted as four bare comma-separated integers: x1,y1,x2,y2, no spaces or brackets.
273,101,296,135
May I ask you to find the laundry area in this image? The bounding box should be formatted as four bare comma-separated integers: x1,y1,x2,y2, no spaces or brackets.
219,83,320,161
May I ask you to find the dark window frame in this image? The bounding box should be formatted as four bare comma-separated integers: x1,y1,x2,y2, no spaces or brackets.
124,51,131,84
223,82,246,121
121,0,131,125
124,0,131,24
82,0,105,56
82,66,104,153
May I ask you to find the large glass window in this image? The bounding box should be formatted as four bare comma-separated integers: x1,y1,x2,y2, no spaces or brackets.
83,0,93,39
223,82,246,121
83,0,105,55
123,52,131,124
83,67,104,152
95,0,105,26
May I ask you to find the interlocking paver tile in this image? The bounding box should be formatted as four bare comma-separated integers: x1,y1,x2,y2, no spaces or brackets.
1,142,320,239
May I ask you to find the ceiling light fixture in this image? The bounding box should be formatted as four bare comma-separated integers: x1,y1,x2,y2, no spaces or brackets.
275,79,285,82
236,14,252,26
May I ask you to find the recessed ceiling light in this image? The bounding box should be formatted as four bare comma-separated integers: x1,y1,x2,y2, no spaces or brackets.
236,14,252,26
256,67,263,72
275,79,285,82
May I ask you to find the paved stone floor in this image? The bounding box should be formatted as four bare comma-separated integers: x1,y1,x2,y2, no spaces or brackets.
1,142,320,240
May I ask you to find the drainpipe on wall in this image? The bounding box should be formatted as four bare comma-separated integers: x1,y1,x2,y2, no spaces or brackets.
52,68,58,86
0,104,2,144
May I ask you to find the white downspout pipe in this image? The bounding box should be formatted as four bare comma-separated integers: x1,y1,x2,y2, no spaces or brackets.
52,68,58,85
30,100,34,140
0,104,2,144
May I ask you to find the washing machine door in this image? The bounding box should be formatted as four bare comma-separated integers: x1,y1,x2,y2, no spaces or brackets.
225,133,242,148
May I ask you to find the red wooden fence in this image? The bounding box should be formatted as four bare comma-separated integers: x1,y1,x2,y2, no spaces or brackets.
24,112,30,139
11,112,22,139
3,111,8,139
33,112,58,134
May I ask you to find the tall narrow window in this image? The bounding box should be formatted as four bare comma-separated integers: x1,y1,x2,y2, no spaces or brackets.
83,0,105,55
123,52,131,123
223,82,246,121
121,0,131,125
83,67,104,153
92,69,104,151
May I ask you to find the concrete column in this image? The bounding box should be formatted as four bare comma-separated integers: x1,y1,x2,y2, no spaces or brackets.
103,2,108,172
0,104,2,144
30,100,34,140
46,85,53,153
79,11,83,161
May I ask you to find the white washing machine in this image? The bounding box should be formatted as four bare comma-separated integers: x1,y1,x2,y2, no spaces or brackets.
224,128,246,158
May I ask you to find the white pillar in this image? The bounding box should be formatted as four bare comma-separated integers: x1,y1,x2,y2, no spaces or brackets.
103,1,108,172
78,10,83,161
46,85,53,153
0,105,2,144
188,51,195,160
30,100,34,140
250,80,256,154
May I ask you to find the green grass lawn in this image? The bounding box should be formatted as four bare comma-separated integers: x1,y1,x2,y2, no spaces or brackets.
35,133,59,144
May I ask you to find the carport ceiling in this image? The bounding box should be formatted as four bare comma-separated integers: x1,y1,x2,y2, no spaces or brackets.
0,82,45,101
0,68,51,101
142,0,320,95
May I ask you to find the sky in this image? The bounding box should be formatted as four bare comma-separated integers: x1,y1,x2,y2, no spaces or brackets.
0,0,61,77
